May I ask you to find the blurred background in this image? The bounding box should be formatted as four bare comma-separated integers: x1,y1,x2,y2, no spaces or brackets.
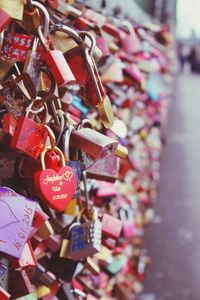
86,1,200,299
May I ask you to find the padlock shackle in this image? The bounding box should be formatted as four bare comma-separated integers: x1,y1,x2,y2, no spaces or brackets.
40,146,65,170
38,25,49,50
62,125,74,161
83,47,105,103
79,31,96,56
44,125,56,150
121,21,133,34
81,170,90,220
30,1,50,38
50,23,82,45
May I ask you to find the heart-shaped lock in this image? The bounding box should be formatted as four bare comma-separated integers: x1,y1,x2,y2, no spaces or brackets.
34,147,76,212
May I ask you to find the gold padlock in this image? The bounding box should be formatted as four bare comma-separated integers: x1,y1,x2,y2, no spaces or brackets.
0,0,25,20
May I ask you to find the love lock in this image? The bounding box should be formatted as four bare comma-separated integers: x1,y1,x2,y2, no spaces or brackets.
34,146,76,212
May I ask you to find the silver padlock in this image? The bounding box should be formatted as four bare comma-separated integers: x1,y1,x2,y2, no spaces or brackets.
69,207,102,261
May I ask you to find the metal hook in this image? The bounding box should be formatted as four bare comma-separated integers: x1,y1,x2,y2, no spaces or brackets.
82,170,90,220
49,23,83,44
31,0,50,38
79,31,96,56
83,47,105,103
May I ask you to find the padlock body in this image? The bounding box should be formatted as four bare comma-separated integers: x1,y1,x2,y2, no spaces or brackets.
1,32,33,63
64,46,90,86
96,36,110,57
101,214,122,240
44,50,76,87
0,8,11,33
121,31,141,54
70,128,118,160
10,116,48,159
20,8,41,34
70,220,102,260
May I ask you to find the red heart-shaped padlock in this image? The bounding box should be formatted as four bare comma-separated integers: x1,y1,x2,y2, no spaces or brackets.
35,166,76,212
34,147,76,212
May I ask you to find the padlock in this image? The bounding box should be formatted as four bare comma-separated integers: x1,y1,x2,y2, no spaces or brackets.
84,8,106,28
0,287,10,300
0,57,16,81
1,31,33,63
8,270,35,298
0,0,25,20
49,254,79,282
19,0,41,35
0,128,11,149
0,258,9,291
50,24,91,87
80,33,114,128
0,186,37,258
0,8,11,33
2,112,17,136
37,23,76,87
57,283,75,300
101,213,122,240
10,102,48,159
69,208,102,261
45,0,59,10
119,207,136,239
23,38,42,92
100,57,124,83
61,124,85,197
34,146,76,212
10,241,37,270
120,21,141,54
86,154,120,182
70,127,118,161
0,260,7,278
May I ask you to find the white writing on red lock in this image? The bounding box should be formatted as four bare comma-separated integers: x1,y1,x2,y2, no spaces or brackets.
43,171,74,184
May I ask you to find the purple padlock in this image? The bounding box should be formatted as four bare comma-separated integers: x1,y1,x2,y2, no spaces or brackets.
0,187,37,258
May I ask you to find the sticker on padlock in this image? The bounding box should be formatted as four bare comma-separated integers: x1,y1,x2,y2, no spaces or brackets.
69,208,102,261
10,102,48,159
1,31,33,63
34,146,76,212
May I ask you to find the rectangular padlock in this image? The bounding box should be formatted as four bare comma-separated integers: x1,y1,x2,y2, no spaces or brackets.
101,214,122,240
10,111,48,159
0,8,11,33
86,155,120,182
1,31,33,63
8,270,35,298
0,0,24,20
11,241,37,270
70,127,118,161
120,29,141,54
70,215,102,261
44,50,76,87
0,287,10,300
38,27,76,87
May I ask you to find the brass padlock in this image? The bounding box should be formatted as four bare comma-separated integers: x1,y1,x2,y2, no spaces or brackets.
70,127,118,161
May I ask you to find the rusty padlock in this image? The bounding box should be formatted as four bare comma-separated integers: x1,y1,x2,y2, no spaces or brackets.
10,101,48,159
